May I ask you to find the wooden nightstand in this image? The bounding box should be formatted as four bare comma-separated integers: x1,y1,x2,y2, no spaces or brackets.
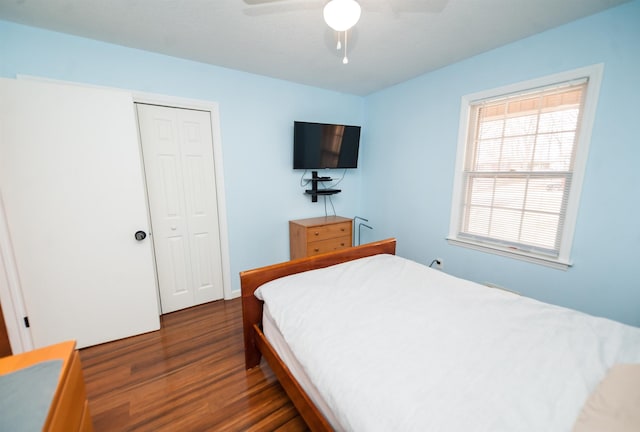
289,216,353,259
0,340,93,431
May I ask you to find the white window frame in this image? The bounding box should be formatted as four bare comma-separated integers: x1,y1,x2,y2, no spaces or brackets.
448,64,603,270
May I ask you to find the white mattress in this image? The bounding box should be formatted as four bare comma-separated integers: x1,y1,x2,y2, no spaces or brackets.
256,254,640,432
262,304,345,430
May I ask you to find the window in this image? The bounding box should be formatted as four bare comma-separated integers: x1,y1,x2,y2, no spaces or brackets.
448,65,603,269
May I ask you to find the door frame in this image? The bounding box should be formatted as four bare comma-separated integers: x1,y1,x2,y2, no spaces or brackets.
0,192,32,353
132,91,233,302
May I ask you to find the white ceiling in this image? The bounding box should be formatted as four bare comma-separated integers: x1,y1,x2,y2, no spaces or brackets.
0,0,630,95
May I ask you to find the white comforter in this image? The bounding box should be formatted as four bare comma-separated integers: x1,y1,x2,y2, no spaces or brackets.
256,254,640,432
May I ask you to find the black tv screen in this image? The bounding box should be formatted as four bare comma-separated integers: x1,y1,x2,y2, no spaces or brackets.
293,121,361,169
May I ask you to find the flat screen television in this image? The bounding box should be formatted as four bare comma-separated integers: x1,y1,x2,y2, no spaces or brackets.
293,121,361,169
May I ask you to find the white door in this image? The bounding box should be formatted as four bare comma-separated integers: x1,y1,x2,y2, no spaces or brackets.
0,78,160,349
136,104,224,313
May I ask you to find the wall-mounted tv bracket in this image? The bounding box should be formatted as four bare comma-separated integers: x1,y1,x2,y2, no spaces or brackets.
305,171,341,202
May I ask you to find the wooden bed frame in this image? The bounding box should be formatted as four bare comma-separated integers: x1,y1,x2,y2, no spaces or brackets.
240,238,397,431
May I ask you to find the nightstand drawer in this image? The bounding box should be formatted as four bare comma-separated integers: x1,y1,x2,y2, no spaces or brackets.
306,235,352,256
307,221,351,241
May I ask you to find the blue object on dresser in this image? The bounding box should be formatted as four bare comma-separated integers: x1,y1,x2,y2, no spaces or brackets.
0,359,63,431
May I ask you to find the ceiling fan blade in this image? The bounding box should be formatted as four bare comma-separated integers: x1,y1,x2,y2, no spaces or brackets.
365,0,448,14
243,0,290,5
391,0,449,13
243,0,448,19
243,0,324,16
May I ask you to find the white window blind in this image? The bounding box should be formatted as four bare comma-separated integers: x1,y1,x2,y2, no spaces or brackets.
458,80,587,258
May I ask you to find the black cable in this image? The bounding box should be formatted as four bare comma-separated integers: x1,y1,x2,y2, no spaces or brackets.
299,169,311,187
321,195,337,217
328,195,336,216
329,168,347,188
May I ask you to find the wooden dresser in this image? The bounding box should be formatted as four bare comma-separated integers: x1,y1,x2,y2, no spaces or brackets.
0,340,93,432
289,216,353,259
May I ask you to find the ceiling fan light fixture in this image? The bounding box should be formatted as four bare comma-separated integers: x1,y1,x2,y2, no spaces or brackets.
323,0,361,32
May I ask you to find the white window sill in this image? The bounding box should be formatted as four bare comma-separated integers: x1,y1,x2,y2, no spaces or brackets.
446,238,572,271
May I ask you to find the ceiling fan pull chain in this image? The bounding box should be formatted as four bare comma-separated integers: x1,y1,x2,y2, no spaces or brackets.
343,30,349,64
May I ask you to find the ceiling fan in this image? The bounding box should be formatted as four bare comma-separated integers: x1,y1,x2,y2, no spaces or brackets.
243,0,447,64
324,0,361,64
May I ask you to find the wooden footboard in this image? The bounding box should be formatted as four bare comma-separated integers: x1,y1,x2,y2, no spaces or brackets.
253,323,333,431
239,238,396,431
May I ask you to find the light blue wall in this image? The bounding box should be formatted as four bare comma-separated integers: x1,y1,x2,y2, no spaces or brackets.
361,0,640,325
1,0,639,325
0,20,365,293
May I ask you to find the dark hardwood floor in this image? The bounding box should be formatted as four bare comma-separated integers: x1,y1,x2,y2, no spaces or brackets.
80,298,309,431
0,302,12,357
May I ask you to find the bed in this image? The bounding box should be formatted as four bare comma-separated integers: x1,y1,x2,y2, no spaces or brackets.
240,238,640,431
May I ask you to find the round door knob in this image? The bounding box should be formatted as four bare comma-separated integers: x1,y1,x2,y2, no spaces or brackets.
134,230,147,241
171,225,177,231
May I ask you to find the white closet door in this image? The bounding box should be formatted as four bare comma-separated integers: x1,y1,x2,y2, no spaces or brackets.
136,104,223,313
0,78,160,349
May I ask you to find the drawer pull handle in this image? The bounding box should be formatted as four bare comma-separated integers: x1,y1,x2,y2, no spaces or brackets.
340,243,345,246
341,228,345,231
314,231,319,236
314,248,320,252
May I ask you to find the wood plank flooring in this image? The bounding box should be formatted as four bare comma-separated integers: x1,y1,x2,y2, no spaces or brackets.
79,298,309,431
0,303,12,357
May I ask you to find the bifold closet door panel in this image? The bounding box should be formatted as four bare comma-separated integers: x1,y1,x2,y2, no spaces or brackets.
136,103,224,314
